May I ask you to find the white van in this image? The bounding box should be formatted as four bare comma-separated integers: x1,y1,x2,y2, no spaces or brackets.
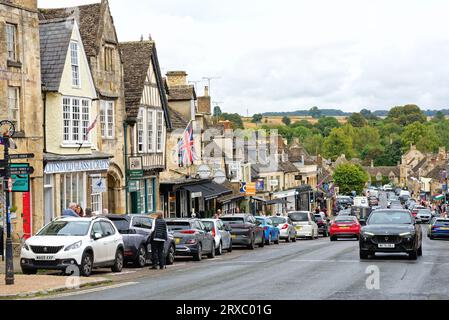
353,196,369,207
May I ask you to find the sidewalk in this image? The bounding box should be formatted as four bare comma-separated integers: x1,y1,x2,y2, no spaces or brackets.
0,274,111,299
0,257,22,274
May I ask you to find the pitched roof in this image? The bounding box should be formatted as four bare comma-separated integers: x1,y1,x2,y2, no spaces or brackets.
364,166,400,177
279,161,299,173
120,40,172,129
412,157,428,173
39,18,74,92
167,85,196,101
425,164,446,180
168,107,188,129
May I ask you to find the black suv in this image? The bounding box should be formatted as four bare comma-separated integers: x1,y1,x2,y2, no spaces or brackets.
359,209,422,260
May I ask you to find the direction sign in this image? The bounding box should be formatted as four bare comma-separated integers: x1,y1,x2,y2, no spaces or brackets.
9,154,34,160
10,167,34,175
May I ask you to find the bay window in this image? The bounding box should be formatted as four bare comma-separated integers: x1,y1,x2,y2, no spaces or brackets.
63,97,91,144
136,107,164,154
100,100,114,139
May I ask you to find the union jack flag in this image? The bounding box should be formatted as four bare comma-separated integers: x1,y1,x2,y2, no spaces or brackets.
177,121,197,167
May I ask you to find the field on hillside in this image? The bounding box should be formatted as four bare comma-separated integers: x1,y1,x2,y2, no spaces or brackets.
242,116,348,128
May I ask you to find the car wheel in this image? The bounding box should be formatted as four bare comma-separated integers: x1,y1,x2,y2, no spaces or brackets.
166,245,175,265
216,241,223,256
111,249,124,273
208,242,216,259
409,249,418,260
194,244,203,261
134,245,147,268
247,236,255,250
429,235,435,240
80,251,93,277
330,236,336,242
359,250,369,259
228,240,233,252
21,267,37,275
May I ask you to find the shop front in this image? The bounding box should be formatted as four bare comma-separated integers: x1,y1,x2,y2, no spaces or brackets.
43,153,111,223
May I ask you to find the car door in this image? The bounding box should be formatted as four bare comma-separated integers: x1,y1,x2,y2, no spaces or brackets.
100,221,120,262
197,221,212,252
90,221,107,263
218,220,231,249
310,213,318,235
139,217,155,252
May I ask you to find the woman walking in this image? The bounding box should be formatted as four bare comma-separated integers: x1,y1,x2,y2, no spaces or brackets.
150,213,168,270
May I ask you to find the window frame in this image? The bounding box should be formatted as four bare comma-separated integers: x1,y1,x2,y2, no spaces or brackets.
6,23,17,61
100,100,115,139
7,86,20,131
136,108,164,154
62,97,91,144
70,41,81,88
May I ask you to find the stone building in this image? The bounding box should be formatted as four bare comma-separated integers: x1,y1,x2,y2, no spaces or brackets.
0,0,44,238
39,0,127,215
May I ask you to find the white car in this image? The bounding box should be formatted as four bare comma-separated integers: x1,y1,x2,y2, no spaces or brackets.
20,217,124,277
270,216,297,242
288,211,319,239
201,219,233,255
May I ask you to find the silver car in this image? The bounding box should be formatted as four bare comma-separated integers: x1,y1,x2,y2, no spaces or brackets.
270,216,297,242
201,219,233,255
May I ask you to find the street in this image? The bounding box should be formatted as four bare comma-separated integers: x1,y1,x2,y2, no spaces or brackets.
46,224,449,300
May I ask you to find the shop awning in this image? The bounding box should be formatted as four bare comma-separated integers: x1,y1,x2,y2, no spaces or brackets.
251,196,267,203
218,194,245,204
266,198,291,205
182,182,232,201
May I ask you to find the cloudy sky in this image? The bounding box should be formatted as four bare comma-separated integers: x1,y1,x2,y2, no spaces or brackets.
38,0,449,115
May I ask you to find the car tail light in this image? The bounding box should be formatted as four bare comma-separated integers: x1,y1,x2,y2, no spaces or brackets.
181,230,196,234
282,224,289,230
212,227,216,237
432,225,438,230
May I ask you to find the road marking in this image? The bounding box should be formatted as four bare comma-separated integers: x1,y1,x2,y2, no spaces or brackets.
38,282,139,299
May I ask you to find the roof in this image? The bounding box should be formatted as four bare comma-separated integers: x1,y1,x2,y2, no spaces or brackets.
120,41,172,129
39,18,74,91
364,166,400,177
167,85,196,101
168,107,188,129
412,157,428,173
425,164,446,180
39,2,103,58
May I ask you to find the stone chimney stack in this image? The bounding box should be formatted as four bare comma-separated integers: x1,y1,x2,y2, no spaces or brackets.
166,71,188,87
11,0,37,9
197,86,211,114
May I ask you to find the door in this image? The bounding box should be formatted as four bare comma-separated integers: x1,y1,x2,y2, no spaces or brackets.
218,220,231,249
90,222,106,263
195,221,208,252
22,192,31,239
101,221,120,261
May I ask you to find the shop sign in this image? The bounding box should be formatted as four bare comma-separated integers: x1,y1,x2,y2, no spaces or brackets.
128,180,140,192
45,159,110,174
92,177,107,193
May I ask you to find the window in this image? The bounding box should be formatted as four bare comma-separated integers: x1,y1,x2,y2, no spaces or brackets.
156,111,163,152
8,87,20,129
60,173,85,213
91,222,103,238
137,109,144,152
91,193,102,215
147,110,154,152
137,108,164,154
6,23,17,61
62,97,91,143
100,221,116,237
70,41,80,87
147,179,154,212
104,46,114,72
100,101,114,139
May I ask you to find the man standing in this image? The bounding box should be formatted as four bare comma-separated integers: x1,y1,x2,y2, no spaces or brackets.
150,213,168,270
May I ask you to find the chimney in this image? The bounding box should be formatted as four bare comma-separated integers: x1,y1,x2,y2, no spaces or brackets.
197,86,211,114
166,71,188,87
10,0,37,9
220,120,231,130
204,86,209,97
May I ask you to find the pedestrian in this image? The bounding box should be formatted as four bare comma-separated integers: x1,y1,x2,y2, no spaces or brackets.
214,209,222,219
62,203,79,217
75,205,84,217
102,208,109,215
150,212,168,270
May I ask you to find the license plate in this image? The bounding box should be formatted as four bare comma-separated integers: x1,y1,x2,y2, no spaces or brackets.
35,255,55,261
378,244,395,249
295,226,302,230
232,235,237,239
440,227,449,230
175,238,181,245
339,227,350,229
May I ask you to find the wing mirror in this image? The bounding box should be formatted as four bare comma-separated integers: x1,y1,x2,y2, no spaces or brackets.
93,232,102,240
225,225,232,232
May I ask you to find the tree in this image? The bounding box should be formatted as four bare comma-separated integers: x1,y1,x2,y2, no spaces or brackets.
315,117,341,136
375,140,403,166
333,163,369,195
348,113,367,127
360,109,379,121
387,104,427,126
292,120,313,129
282,116,291,126
303,134,324,156
433,111,446,122
221,113,244,129
323,128,355,160
213,106,222,118
309,106,322,119
353,126,381,155
252,114,263,123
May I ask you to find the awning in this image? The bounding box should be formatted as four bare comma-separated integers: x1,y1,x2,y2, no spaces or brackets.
182,182,232,201
266,198,291,205
218,194,245,204
251,196,267,203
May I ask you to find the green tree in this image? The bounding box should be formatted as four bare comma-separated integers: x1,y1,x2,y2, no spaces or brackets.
348,113,367,127
221,113,244,129
292,120,313,129
303,134,324,155
401,122,441,153
315,117,341,136
333,163,369,195
252,114,263,123
282,116,291,126
323,128,355,160
433,111,446,122
387,104,427,126
309,106,322,119
375,140,403,166
353,126,381,155
360,109,379,121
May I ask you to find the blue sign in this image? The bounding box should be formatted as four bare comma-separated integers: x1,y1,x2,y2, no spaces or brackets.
11,163,30,192
256,180,265,191
240,182,247,194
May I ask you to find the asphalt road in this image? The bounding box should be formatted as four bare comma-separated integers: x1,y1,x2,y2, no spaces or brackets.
48,225,449,300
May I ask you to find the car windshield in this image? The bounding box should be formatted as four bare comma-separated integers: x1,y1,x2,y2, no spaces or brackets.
335,217,356,223
367,211,412,225
109,218,130,232
221,217,245,224
166,221,191,231
202,221,214,229
289,212,309,222
271,217,286,224
38,221,90,236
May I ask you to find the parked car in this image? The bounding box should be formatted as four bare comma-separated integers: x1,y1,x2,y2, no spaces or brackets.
288,211,319,240
21,217,124,277
314,214,329,237
330,216,361,241
359,209,423,260
416,209,432,224
270,216,297,242
428,218,449,240
255,216,280,245
166,219,215,261
106,214,175,267
201,219,233,255
220,214,265,249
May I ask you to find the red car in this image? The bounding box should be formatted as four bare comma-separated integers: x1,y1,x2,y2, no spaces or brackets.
330,216,361,241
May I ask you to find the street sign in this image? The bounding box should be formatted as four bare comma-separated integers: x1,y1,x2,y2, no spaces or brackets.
9,153,34,160
128,156,143,178
92,177,107,193
245,183,257,196
240,182,247,194
256,179,265,191
9,167,34,176
191,192,203,199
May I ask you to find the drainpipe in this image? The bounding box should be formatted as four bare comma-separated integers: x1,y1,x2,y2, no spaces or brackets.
124,121,128,215
42,85,47,153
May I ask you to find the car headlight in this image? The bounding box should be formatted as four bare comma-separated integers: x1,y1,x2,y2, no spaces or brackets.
362,232,375,237
65,241,82,251
22,242,29,251
399,232,412,237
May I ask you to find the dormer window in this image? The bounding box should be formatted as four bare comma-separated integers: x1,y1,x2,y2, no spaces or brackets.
70,41,80,87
